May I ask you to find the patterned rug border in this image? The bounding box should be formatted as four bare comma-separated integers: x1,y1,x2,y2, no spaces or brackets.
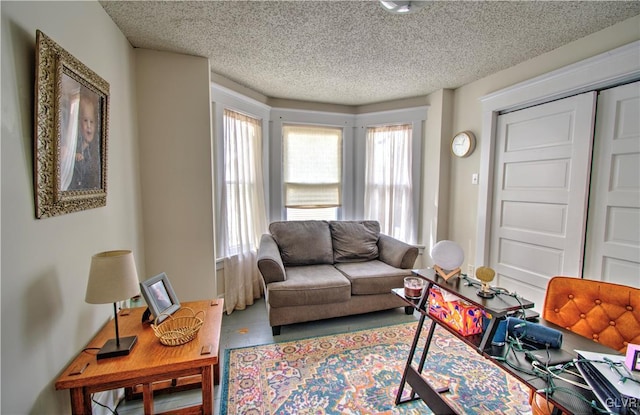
220,321,419,415
225,320,418,352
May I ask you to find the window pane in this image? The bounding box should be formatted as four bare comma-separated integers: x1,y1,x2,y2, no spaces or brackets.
364,124,415,243
283,124,342,209
222,109,266,255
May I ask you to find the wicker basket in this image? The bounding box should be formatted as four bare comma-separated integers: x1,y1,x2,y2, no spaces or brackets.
151,307,205,346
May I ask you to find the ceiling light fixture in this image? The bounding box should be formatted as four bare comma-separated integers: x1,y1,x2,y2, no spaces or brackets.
379,1,428,14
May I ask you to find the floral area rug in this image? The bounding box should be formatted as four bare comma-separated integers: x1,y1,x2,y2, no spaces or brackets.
220,321,533,414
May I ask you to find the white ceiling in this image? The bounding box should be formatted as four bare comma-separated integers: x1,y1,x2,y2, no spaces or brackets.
100,1,640,106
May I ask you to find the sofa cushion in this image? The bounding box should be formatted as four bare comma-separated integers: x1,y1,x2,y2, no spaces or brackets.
335,260,413,295
267,265,351,308
269,220,334,266
329,220,380,263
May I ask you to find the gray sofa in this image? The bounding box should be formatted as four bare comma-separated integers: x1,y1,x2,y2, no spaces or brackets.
257,220,419,335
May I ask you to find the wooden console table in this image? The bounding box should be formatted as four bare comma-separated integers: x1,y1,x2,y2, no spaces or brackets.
394,269,615,415
56,299,223,415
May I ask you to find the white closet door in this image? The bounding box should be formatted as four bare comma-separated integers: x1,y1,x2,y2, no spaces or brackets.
490,92,597,307
584,82,640,286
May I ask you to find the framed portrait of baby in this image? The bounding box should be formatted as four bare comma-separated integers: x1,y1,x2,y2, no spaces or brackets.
34,30,109,218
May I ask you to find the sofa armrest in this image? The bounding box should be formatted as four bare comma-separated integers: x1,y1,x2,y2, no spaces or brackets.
257,234,286,284
377,234,419,269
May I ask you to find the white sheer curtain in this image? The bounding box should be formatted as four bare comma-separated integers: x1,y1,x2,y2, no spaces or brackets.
222,109,268,314
364,124,415,243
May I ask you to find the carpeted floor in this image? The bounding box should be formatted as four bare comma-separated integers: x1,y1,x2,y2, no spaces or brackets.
221,321,533,414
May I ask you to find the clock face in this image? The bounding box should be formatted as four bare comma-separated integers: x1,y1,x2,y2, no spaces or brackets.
451,131,476,157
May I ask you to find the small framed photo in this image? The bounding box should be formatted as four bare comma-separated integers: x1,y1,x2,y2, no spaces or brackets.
140,272,180,324
625,344,640,372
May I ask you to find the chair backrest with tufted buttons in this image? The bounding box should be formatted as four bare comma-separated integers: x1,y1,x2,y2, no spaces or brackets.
542,276,640,353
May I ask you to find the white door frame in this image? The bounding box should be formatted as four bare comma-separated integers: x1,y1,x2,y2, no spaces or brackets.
475,41,640,269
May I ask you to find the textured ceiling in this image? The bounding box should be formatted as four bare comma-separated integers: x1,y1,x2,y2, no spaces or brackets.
100,1,640,106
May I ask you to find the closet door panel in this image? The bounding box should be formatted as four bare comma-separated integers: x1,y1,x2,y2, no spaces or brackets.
584,81,640,287
490,92,597,308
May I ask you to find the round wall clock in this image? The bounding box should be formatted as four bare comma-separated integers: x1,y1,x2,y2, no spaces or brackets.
451,131,476,158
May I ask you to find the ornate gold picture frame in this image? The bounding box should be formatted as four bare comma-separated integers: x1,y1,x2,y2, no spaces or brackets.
34,30,109,218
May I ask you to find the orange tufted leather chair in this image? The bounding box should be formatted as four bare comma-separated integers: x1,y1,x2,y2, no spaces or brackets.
542,276,640,352
531,276,640,414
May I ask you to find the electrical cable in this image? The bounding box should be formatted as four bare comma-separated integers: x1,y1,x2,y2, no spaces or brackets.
91,394,119,415
531,360,591,390
491,336,542,378
494,288,528,318
602,356,640,386
493,338,613,414
462,273,528,317
541,386,612,414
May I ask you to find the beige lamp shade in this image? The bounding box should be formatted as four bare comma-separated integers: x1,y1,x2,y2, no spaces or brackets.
85,250,140,304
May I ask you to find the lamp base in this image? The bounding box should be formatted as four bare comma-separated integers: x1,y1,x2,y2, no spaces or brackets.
96,335,138,360
476,289,495,299
434,265,461,282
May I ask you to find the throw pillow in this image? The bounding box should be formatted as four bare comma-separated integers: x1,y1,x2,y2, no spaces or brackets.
269,220,334,266
330,221,380,263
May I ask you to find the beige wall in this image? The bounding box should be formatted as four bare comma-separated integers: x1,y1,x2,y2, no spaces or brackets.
1,2,143,413
418,89,454,268
135,49,216,301
447,15,640,271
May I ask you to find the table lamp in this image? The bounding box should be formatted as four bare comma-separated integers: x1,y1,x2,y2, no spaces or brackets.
430,240,464,281
476,266,496,298
85,250,140,359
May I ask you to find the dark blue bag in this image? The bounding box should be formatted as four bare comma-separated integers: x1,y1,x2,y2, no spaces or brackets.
492,317,563,349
